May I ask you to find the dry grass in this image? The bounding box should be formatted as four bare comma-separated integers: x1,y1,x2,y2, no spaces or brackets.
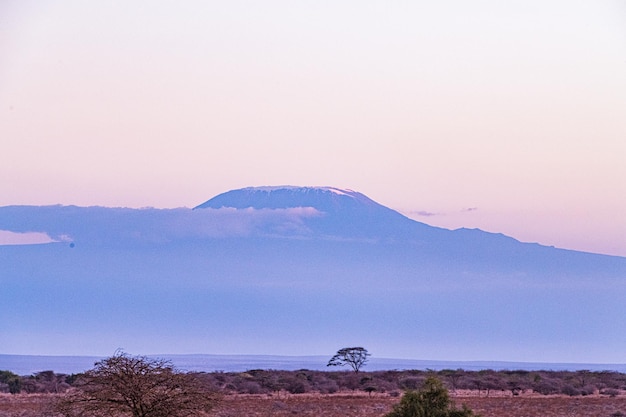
211,393,394,417
0,394,55,417
457,395,626,417
3,392,626,417
213,392,626,417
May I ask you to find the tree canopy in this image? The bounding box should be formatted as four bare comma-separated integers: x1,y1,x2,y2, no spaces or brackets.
0,370,21,394
55,352,219,417
327,347,370,373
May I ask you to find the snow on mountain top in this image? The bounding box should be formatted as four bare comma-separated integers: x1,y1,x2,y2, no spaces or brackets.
323,187,354,196
244,186,356,196
194,186,386,212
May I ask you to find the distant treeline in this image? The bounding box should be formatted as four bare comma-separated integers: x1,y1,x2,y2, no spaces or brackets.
3,368,626,397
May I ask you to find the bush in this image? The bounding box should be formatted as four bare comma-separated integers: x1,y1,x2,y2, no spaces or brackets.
561,384,581,396
400,377,423,390
601,388,620,397
385,377,480,417
0,370,21,394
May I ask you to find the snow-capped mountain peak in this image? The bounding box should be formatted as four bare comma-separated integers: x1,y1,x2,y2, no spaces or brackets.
193,185,427,238
243,185,354,195
193,186,379,211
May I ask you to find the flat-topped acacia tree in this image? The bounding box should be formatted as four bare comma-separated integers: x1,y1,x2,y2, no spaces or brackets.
327,347,371,373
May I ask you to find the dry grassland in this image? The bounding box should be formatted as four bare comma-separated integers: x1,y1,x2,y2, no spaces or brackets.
211,392,626,417
3,392,626,417
0,394,54,417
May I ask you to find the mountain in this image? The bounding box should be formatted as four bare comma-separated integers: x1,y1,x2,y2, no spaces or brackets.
195,186,379,211
1,186,625,364
194,186,446,240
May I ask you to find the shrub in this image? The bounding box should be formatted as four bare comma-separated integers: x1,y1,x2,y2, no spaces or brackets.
0,370,21,394
601,388,620,397
561,384,581,396
385,377,480,417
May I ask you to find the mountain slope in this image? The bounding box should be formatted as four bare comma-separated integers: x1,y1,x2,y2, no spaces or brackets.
1,186,625,363
194,185,445,241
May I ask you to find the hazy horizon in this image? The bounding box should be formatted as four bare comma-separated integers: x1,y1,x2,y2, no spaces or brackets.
5,353,626,376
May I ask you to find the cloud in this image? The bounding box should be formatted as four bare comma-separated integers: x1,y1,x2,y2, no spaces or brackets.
161,207,324,239
0,206,325,246
405,207,479,218
0,230,56,245
403,210,441,217
414,211,439,217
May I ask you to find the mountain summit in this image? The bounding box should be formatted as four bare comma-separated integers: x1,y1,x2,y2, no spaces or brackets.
194,185,438,239
196,186,388,212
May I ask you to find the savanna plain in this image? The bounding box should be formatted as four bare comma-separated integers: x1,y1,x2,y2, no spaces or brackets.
3,391,626,417
3,367,626,417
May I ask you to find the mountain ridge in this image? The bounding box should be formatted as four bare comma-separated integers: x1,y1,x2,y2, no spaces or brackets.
2,186,622,259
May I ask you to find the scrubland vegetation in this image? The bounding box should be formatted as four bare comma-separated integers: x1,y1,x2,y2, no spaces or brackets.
5,367,626,397
5,392,626,417
3,351,626,417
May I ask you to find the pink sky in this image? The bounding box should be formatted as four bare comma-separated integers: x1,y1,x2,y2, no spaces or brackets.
1,1,625,256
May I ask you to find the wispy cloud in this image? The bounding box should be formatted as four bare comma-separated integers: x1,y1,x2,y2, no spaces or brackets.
169,207,323,239
405,207,479,216
413,210,439,217
0,206,325,245
0,230,56,245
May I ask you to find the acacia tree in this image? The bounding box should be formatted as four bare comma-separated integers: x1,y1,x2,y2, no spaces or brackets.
327,347,370,373
56,352,219,417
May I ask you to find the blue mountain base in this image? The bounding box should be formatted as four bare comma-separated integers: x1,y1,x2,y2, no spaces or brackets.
1,186,625,363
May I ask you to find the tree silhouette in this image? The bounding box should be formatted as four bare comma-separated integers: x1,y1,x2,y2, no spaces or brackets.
55,352,219,417
327,347,370,373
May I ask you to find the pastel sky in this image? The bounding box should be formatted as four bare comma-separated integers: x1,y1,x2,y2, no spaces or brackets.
1,1,625,256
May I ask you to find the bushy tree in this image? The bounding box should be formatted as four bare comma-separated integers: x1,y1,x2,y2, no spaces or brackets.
0,370,22,394
327,347,370,373
56,352,219,417
22,370,71,393
385,377,479,417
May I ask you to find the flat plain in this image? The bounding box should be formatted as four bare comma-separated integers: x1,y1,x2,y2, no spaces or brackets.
3,392,626,417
